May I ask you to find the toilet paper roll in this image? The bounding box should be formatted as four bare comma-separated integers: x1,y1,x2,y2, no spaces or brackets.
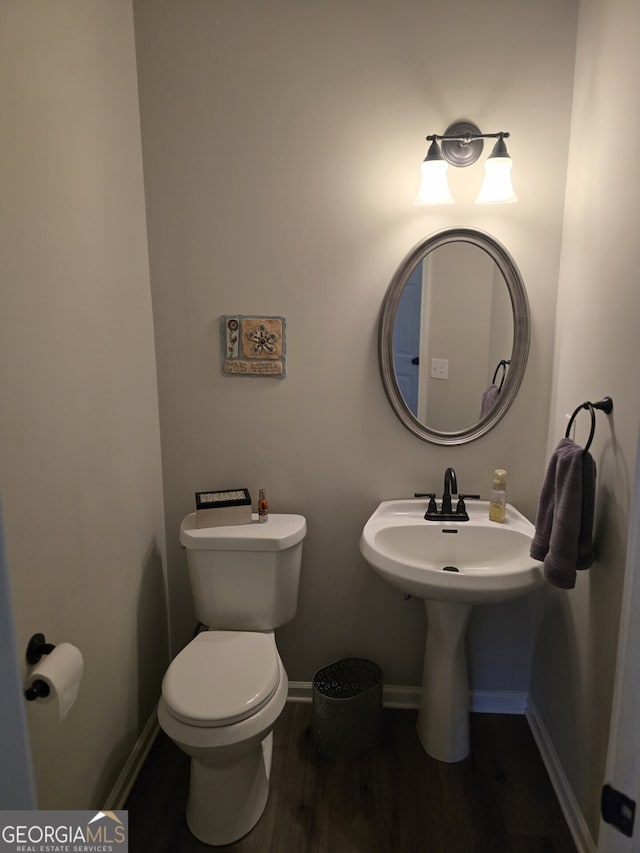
26,643,84,720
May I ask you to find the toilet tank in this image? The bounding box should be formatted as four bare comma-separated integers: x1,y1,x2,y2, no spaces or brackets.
180,513,307,631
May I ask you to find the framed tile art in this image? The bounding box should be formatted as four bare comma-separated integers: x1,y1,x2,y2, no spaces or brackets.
221,315,286,378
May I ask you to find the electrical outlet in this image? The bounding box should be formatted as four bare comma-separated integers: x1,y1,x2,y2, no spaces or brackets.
431,358,449,380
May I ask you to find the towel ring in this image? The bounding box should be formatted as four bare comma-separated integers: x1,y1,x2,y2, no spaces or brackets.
492,359,511,390
565,396,613,452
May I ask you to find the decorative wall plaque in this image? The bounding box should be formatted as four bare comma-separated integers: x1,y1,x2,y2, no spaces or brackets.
221,315,286,378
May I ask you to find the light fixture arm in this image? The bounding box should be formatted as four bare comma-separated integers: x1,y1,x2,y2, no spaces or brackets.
426,130,510,144
423,121,511,168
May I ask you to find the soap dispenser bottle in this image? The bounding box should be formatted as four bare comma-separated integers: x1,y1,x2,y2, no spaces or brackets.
489,469,507,523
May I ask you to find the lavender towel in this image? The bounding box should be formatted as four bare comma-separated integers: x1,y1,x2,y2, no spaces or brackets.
480,384,500,418
530,437,597,589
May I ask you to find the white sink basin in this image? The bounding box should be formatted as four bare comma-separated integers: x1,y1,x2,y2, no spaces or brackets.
360,497,543,763
360,498,541,604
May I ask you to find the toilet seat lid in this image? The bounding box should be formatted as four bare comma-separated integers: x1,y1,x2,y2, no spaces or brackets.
162,631,280,727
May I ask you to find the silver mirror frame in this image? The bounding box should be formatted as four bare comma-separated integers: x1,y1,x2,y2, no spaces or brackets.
379,227,530,445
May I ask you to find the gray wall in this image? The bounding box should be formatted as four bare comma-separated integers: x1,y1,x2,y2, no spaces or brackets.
133,0,577,693
0,2,167,808
530,0,640,840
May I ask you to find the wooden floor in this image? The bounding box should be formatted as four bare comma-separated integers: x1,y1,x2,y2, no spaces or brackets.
125,703,577,853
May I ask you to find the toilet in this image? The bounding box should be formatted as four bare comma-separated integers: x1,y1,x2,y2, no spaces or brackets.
158,511,307,846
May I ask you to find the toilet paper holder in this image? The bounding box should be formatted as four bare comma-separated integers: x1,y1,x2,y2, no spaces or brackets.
24,633,56,701
26,632,56,664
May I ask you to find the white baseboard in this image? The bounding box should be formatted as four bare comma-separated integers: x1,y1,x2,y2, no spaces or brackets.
288,681,422,708
526,699,596,853
287,681,317,704
470,689,528,714
383,684,422,709
288,682,528,714
103,708,159,810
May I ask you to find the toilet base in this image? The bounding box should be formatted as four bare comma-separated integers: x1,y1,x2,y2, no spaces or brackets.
187,731,274,846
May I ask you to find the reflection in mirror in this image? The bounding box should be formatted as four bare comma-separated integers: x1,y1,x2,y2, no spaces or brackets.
393,243,513,431
379,228,529,445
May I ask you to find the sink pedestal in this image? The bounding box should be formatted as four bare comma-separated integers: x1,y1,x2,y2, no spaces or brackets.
417,600,472,763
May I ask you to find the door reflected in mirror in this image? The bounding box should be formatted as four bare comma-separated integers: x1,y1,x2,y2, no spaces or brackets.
379,228,529,446
392,242,513,432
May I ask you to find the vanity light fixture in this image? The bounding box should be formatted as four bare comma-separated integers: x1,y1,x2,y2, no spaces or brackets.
415,120,517,206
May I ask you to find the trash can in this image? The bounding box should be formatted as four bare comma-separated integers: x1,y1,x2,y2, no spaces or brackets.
311,657,383,760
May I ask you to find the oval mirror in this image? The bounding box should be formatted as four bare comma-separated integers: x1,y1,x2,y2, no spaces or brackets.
379,228,529,445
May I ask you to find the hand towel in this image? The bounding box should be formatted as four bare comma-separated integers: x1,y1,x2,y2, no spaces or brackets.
480,384,500,418
530,437,597,589
576,450,597,571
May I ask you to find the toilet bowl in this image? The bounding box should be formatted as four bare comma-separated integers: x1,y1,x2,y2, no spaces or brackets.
159,512,306,846
159,630,288,845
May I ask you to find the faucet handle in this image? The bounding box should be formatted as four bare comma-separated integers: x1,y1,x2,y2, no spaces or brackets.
454,495,473,521
456,494,479,518
416,493,438,517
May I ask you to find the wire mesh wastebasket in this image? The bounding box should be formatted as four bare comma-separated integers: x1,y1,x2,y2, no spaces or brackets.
311,658,383,760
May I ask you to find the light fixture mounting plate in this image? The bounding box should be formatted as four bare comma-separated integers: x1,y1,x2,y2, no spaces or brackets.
441,121,483,167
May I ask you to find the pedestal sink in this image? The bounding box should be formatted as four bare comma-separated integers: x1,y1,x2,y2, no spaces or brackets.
360,498,542,763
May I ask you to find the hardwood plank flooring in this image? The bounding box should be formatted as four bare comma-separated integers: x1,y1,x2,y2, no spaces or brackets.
125,704,577,852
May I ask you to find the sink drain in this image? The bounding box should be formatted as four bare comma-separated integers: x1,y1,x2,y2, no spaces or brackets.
442,566,459,572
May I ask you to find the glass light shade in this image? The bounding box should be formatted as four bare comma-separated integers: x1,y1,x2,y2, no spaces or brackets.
475,155,517,204
415,159,454,206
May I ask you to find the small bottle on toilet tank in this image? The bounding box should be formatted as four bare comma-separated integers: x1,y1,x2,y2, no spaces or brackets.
258,489,269,523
